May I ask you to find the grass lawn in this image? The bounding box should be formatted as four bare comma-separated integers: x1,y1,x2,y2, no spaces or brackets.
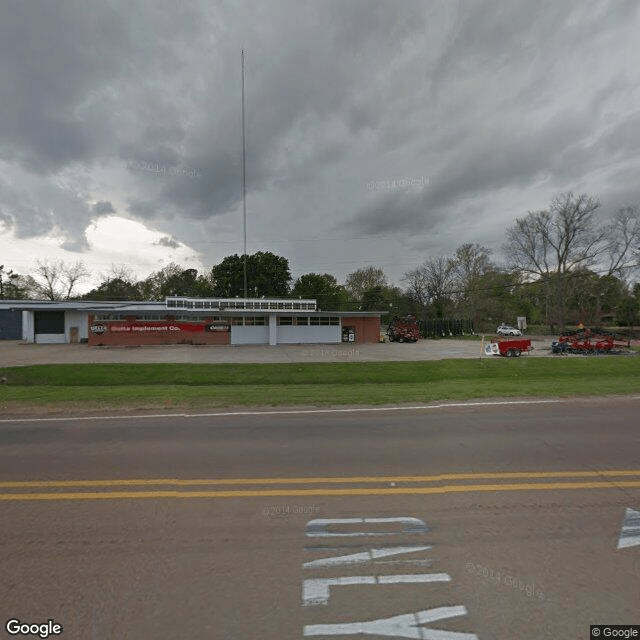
1,358,639,415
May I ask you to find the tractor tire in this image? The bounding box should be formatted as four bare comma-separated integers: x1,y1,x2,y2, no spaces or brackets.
514,349,521,357
398,336,405,343
506,349,514,357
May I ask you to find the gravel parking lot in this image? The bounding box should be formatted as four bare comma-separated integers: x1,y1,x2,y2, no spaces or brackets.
0,337,554,366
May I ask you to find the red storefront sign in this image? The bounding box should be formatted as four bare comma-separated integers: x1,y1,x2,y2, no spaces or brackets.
90,322,229,334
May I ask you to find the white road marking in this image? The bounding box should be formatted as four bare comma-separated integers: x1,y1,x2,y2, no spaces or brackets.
617,507,640,549
303,545,432,569
305,517,428,538
303,605,478,638
302,574,451,606
0,399,569,423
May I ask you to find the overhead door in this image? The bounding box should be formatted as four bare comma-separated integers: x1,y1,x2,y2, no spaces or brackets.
34,311,66,344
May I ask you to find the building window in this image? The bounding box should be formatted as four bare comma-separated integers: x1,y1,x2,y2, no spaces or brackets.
309,316,340,326
295,317,309,326
278,316,293,325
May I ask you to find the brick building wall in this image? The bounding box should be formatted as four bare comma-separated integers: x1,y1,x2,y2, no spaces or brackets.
341,316,381,344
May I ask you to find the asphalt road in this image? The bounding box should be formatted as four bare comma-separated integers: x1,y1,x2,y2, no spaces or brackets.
1,398,639,639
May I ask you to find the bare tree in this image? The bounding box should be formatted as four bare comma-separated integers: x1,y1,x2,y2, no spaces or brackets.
505,193,604,277
34,259,62,300
448,243,495,320
504,192,604,328
403,256,455,317
402,265,430,307
603,206,640,280
34,259,90,300
101,263,136,283
61,261,90,299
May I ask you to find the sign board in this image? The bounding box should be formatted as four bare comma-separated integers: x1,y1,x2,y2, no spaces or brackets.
484,343,499,356
91,322,229,335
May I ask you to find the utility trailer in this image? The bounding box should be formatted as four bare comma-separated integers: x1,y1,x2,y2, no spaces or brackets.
485,337,532,357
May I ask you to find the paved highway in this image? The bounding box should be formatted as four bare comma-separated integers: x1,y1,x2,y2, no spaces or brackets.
1,397,639,639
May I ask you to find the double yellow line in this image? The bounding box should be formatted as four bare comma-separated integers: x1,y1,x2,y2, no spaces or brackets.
1,470,640,501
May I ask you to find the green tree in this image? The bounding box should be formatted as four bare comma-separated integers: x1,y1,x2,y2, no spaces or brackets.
562,270,628,326
345,266,387,300
0,264,25,299
158,268,214,298
617,283,640,326
291,273,347,310
82,278,142,301
211,252,291,297
361,284,405,314
138,263,184,300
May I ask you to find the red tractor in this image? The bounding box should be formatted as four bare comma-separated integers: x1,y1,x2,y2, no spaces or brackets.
386,315,420,343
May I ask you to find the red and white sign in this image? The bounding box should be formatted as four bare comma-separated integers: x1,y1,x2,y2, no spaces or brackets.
91,322,229,334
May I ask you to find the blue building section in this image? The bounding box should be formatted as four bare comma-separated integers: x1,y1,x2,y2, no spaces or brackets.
0,309,22,340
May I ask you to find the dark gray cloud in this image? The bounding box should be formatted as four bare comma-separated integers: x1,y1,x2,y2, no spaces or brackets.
1,0,640,285
93,201,116,215
155,236,180,249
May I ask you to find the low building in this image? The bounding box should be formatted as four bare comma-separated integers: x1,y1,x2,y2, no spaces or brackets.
0,297,382,346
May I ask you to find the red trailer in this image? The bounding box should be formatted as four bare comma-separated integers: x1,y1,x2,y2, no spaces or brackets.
486,337,532,357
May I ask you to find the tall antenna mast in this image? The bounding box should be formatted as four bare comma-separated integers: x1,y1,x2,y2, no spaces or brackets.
241,49,248,298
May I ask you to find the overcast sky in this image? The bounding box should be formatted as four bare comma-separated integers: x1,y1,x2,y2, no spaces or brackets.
1,0,639,292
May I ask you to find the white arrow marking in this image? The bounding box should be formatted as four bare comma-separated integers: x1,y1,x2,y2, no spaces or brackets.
305,517,428,538
302,573,451,606
303,545,432,569
303,605,478,638
617,508,640,549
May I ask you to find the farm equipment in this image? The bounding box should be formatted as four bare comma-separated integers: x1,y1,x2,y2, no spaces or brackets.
386,315,420,343
551,327,631,354
485,337,532,357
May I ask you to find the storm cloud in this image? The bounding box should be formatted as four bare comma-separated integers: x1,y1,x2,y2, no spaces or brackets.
1,0,639,284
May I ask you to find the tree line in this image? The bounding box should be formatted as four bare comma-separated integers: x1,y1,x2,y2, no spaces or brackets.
2,193,639,330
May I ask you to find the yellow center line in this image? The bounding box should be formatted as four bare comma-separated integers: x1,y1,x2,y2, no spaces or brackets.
1,469,640,489
2,480,640,501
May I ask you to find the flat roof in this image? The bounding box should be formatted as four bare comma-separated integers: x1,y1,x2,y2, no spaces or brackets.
0,300,383,316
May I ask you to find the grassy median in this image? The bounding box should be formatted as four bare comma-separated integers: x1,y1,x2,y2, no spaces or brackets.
0,357,639,415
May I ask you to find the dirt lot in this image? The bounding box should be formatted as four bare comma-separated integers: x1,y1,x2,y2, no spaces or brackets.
0,337,556,366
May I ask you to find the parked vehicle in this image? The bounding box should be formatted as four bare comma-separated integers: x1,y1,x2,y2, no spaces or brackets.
386,315,420,343
496,324,522,336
